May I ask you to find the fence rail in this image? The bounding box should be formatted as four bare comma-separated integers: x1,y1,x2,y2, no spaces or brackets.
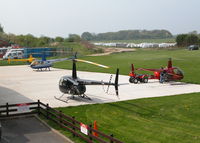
0,100,123,143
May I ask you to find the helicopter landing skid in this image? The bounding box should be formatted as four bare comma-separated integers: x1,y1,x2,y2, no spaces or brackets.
54,94,70,103
54,94,92,103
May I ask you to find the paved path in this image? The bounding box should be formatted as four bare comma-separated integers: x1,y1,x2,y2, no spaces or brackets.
0,116,71,143
0,65,200,107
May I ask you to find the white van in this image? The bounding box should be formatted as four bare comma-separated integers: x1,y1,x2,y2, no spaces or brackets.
3,49,24,60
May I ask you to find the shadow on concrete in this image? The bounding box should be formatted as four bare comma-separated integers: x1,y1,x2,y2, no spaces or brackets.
0,86,33,105
169,82,188,86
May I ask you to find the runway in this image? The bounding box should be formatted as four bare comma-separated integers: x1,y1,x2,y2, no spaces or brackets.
0,65,200,107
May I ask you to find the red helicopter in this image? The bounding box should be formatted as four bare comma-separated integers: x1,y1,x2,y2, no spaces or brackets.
129,58,184,83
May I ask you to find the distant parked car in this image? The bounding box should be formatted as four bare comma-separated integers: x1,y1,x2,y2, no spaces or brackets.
187,45,199,50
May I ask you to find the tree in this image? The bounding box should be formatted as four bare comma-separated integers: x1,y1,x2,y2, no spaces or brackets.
82,30,173,41
81,32,94,41
37,36,51,46
176,34,188,46
186,34,199,46
67,34,81,42
55,36,64,42
188,31,198,35
176,34,199,47
0,24,4,33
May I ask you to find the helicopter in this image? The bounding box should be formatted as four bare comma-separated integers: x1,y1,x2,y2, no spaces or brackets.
55,58,119,102
130,58,184,83
30,54,70,71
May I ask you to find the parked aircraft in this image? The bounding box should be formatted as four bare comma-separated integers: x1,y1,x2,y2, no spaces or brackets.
55,58,119,102
30,54,70,71
136,58,184,83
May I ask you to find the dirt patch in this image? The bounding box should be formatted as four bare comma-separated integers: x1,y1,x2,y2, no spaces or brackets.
88,47,135,56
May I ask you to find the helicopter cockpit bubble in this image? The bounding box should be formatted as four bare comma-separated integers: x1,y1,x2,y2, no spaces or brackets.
174,68,184,76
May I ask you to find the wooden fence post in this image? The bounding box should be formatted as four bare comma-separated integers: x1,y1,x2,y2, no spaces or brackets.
110,134,114,143
6,103,9,117
37,100,40,115
0,121,2,141
72,116,76,137
89,124,93,141
46,104,49,119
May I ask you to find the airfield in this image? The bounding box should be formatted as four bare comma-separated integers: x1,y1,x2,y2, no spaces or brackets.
1,65,200,107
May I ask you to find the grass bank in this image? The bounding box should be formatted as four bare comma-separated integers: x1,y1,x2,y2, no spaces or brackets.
44,92,200,143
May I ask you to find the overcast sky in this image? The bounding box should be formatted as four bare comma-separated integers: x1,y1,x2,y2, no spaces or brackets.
0,0,199,38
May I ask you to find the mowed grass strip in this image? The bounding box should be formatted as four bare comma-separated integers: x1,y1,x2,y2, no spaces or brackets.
54,48,200,84
43,93,200,143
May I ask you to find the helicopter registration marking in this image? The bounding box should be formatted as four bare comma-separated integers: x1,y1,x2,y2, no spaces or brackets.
80,123,88,135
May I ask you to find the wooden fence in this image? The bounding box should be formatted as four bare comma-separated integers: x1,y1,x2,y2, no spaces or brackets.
0,100,123,143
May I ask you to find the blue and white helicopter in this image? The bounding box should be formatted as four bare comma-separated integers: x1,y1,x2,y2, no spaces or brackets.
30,54,70,71
30,52,109,71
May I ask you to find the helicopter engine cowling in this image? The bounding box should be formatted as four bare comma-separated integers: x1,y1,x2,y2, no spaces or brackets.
59,77,86,95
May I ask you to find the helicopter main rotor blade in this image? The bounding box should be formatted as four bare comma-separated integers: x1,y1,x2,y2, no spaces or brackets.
75,59,110,69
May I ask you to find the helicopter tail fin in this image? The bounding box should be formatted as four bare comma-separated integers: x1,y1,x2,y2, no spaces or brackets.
42,53,46,61
168,58,172,68
114,68,119,96
131,64,134,74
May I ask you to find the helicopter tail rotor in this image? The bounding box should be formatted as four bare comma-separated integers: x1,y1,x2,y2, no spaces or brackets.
105,68,119,97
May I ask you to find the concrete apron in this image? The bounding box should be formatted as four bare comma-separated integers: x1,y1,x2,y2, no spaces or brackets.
0,65,200,107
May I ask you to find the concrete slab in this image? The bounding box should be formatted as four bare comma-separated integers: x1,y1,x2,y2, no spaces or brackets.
0,116,71,143
0,65,200,107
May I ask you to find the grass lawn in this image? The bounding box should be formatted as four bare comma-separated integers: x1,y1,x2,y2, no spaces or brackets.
44,92,200,143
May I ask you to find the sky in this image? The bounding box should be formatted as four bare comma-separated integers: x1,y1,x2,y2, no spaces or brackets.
0,0,200,38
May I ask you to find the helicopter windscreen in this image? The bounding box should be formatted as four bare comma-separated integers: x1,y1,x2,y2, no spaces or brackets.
30,61,40,66
174,68,183,76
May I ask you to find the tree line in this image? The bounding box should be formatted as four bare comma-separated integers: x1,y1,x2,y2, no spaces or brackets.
81,30,173,41
1,23,199,48
176,34,200,47
0,24,81,47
